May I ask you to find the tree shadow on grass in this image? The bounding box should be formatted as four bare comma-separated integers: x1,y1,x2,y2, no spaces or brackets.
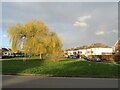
2,60,46,75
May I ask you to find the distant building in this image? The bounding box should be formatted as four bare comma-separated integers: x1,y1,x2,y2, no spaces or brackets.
114,38,120,54
65,43,113,56
0,48,14,58
86,48,113,55
113,38,120,61
67,48,75,56
73,48,113,56
74,49,86,55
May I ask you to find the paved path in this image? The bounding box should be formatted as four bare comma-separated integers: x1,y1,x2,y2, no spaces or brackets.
2,75,119,88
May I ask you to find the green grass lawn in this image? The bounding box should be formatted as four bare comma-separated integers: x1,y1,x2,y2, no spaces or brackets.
2,58,120,78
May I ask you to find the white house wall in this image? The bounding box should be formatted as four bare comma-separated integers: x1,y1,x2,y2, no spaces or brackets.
77,50,86,55
67,51,74,55
67,48,113,56
87,48,113,55
3,51,14,56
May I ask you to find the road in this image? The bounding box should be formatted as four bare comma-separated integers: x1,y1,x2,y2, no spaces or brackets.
2,75,119,88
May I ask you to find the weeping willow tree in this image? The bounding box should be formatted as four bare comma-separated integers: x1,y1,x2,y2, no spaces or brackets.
8,20,62,60
47,32,62,61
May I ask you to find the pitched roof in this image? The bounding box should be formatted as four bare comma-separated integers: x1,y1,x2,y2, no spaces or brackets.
2,48,9,51
87,43,111,48
65,43,111,51
114,38,120,51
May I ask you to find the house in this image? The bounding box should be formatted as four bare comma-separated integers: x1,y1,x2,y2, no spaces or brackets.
1,48,14,58
65,43,113,57
76,43,113,55
2,48,9,57
0,48,25,58
113,38,120,61
77,49,86,55
86,48,113,55
114,38,120,54
67,48,76,56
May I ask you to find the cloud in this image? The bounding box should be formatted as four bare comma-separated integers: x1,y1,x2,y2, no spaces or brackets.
73,22,87,27
73,15,91,27
78,15,91,22
3,34,7,38
2,2,118,48
95,31,105,35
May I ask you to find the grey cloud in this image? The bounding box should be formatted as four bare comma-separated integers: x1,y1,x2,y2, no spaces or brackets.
2,2,118,49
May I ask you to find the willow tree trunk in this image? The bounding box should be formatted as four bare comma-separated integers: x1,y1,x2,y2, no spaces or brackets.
40,53,42,60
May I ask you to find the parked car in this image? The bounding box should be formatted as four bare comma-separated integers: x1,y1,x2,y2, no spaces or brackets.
15,53,24,57
69,55,77,59
91,57,101,62
84,56,91,61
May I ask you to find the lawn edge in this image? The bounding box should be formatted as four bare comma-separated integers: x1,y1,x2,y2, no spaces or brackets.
2,73,119,79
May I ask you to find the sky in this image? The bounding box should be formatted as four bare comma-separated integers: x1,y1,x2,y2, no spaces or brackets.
1,0,119,2
1,2,118,49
